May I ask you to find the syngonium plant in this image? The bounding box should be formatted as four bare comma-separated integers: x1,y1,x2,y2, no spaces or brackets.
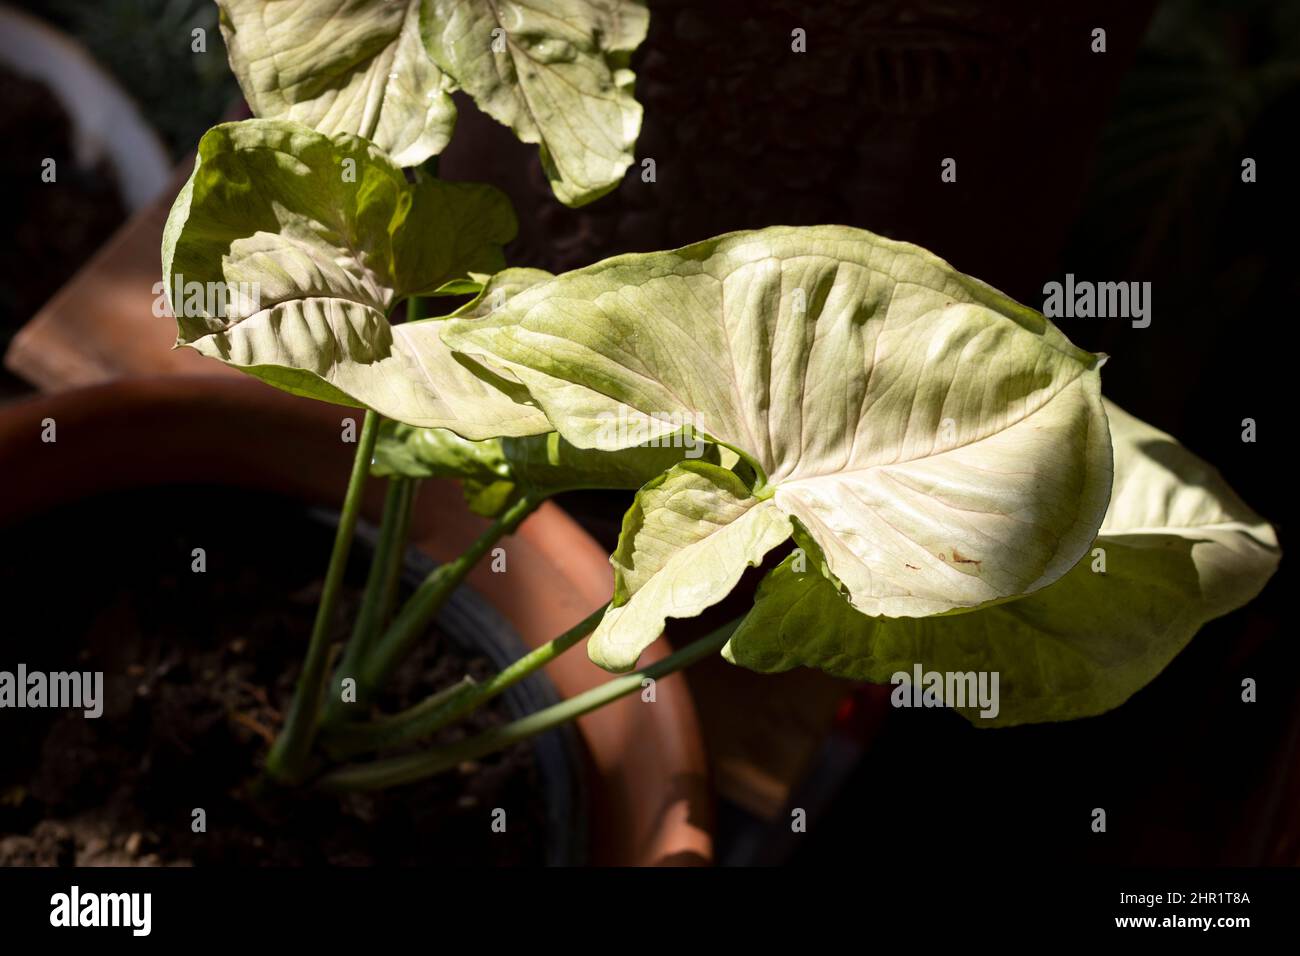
163,1,1278,792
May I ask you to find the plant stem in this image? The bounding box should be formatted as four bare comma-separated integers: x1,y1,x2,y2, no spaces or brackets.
322,476,417,726
376,480,417,629
355,494,541,699
265,408,379,784
319,618,738,792
324,604,606,757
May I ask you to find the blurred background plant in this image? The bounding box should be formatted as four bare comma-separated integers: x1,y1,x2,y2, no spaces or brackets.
15,0,238,157
1,0,237,375
1073,0,1300,276
1060,0,1298,519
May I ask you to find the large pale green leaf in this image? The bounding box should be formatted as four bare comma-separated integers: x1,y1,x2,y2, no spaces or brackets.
590,462,793,670
413,267,558,415
724,400,1281,726
374,264,705,515
445,226,1114,668
218,0,457,167
421,0,649,206
162,119,548,438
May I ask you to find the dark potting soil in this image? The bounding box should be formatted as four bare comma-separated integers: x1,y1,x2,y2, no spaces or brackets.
0,485,552,866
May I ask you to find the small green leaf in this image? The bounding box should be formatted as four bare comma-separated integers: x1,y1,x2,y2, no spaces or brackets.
724,400,1280,726
421,0,649,206
371,422,517,516
446,225,1114,669
218,0,457,167
372,420,713,517
418,267,556,327
430,277,486,297
507,431,709,497
163,119,548,438
589,461,793,671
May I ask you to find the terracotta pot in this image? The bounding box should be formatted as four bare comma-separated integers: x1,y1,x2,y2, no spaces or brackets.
0,375,713,865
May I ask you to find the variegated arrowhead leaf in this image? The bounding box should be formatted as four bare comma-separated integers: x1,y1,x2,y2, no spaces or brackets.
162,119,549,438
445,226,1114,670
421,0,649,206
218,0,458,167
723,399,1281,725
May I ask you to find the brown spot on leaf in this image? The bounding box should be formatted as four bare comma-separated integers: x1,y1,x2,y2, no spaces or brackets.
951,548,981,565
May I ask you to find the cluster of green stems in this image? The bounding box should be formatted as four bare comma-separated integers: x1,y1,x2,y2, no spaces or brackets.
256,161,735,792
263,384,734,793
